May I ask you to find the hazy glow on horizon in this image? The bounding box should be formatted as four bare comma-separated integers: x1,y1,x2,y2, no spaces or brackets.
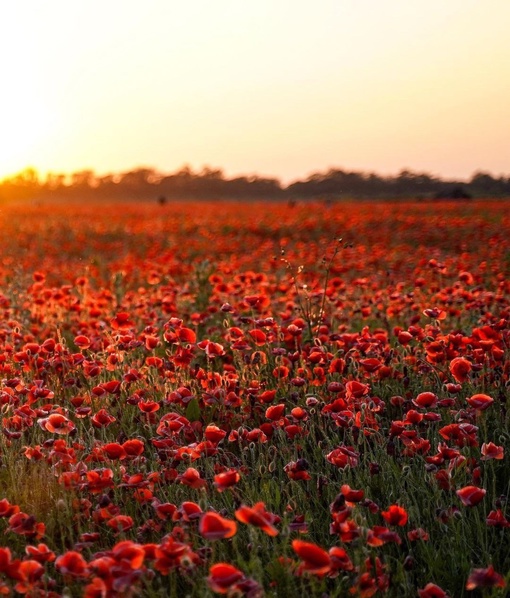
1,0,509,183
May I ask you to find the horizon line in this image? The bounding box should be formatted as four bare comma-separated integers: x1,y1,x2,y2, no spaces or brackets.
2,163,508,187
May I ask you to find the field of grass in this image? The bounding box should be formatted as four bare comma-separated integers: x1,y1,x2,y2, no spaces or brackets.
0,198,508,597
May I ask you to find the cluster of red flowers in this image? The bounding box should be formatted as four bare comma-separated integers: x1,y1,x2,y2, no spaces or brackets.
0,199,508,596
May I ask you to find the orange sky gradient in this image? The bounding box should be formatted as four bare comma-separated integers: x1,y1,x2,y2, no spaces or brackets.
1,0,509,184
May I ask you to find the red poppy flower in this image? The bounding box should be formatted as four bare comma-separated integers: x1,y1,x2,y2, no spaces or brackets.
486,509,510,528
154,502,177,521
96,380,122,395
397,331,413,345
284,460,311,481
154,536,200,574
88,555,116,580
248,329,267,346
244,294,269,308
133,488,153,504
404,409,423,424
91,409,116,428
466,394,494,410
438,423,479,447
265,404,286,421
444,383,461,394
0,499,20,518
145,335,159,350
199,512,237,540
235,502,279,536
326,446,359,469
85,468,115,493
412,392,438,409
245,428,268,443
111,540,145,569
292,539,331,575
423,308,446,320
328,546,354,572
367,526,402,546
480,442,504,460
456,485,486,507
331,517,361,543
74,335,91,349
207,563,245,594
177,467,207,489
0,547,12,575
122,439,145,457
345,380,370,399
407,528,430,541
213,469,241,492
83,576,108,597
465,565,506,590
272,365,289,379
8,513,45,539
156,412,191,436
176,327,196,343
418,582,450,597
291,406,308,421
146,356,163,368
340,484,364,503
381,505,408,526
205,425,227,443
120,472,145,488
284,424,304,439
138,400,160,413
258,390,277,404
110,312,135,330
107,515,134,533
13,559,45,594
449,357,471,383
102,442,126,460
25,543,56,563
55,551,90,577
175,501,203,521
198,340,225,358
353,571,378,598
38,413,76,435
359,358,382,373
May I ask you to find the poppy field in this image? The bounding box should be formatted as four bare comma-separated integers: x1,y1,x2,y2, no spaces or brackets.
0,198,509,597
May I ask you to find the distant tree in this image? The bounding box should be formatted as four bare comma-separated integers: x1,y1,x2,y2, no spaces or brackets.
71,170,96,188
1,163,510,202
0,168,41,201
468,171,509,196
119,168,159,187
45,172,67,190
97,174,116,186
8,167,40,187
200,166,224,179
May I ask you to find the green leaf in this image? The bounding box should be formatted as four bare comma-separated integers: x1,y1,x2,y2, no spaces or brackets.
185,398,201,422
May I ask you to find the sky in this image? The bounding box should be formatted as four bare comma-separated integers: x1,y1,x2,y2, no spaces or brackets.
1,0,509,184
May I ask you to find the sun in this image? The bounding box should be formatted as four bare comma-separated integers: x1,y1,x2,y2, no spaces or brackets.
0,91,55,180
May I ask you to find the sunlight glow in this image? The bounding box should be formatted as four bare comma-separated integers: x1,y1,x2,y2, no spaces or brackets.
0,97,55,177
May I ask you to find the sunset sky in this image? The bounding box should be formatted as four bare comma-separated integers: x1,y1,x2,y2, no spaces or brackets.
1,0,509,183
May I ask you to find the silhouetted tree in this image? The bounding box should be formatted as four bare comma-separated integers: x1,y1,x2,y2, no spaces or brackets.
1,164,509,203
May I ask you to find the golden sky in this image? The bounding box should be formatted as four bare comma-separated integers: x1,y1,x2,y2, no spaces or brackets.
1,0,509,183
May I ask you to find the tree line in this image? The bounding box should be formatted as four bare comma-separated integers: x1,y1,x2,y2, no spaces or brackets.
1,165,510,202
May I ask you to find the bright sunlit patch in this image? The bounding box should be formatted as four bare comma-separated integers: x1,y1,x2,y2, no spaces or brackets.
0,97,53,179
